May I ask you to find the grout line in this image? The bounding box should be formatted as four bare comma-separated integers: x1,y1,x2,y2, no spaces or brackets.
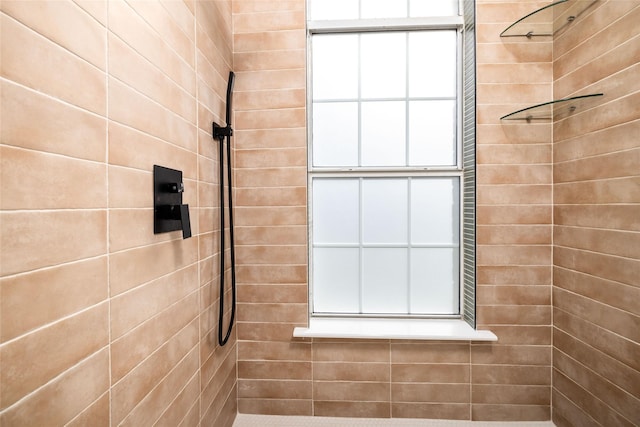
553,172,640,185
194,1,204,423
311,338,315,416
152,370,199,426
554,282,640,318
1,346,111,420
553,306,638,347
553,244,640,263
0,253,108,281
0,144,108,166
554,223,640,234
549,33,555,414
553,5,640,66
63,390,110,426
105,1,113,425
553,331,638,395
109,1,196,82
1,11,105,72
389,341,392,418
553,264,638,292
553,352,637,426
553,149,640,167
118,343,199,425
110,295,200,387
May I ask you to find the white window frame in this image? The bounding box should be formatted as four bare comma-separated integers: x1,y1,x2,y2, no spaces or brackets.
298,3,495,340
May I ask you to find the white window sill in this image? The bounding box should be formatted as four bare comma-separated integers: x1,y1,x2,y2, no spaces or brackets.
292,317,497,341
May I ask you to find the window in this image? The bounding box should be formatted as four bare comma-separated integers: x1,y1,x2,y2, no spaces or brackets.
308,0,475,322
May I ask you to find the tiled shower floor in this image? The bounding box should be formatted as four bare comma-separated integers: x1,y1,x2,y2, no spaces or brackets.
233,414,556,427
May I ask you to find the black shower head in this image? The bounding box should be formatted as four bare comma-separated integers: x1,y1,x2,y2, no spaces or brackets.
225,71,235,127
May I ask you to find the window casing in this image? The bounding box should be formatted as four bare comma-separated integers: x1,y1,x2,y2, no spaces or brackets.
308,1,473,320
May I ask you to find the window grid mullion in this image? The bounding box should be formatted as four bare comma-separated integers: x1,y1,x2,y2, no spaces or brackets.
407,177,412,314
357,33,363,168
406,3,412,315
405,31,410,168
313,96,457,103
313,242,461,249
358,177,364,314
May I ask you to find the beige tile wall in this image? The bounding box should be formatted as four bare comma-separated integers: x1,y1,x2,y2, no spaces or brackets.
3,0,637,424
474,1,553,421
0,1,236,426
232,0,310,417
551,1,640,426
233,0,554,421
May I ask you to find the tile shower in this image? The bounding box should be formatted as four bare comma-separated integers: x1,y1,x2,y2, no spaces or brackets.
0,1,638,427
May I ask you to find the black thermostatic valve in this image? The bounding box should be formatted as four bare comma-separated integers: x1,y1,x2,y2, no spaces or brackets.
153,165,191,239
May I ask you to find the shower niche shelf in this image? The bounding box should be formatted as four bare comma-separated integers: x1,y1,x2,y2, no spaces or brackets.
500,93,603,122
500,0,598,38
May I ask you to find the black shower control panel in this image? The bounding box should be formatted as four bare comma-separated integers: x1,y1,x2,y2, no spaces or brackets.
153,165,191,239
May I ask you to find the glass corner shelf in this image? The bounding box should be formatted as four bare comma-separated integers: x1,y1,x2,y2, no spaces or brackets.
500,93,604,122
500,0,598,38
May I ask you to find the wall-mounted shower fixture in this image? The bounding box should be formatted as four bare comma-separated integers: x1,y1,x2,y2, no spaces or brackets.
153,165,192,239
213,71,237,347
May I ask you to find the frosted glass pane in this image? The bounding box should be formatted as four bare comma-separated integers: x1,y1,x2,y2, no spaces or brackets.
408,101,456,166
361,33,406,98
313,179,359,244
361,0,407,18
361,101,406,166
362,248,408,313
312,35,358,100
309,0,359,20
313,248,360,313
408,31,456,98
362,179,408,244
409,0,458,17
410,248,459,314
410,178,459,244
313,102,359,167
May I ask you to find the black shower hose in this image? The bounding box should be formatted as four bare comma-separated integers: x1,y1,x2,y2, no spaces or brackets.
218,132,236,346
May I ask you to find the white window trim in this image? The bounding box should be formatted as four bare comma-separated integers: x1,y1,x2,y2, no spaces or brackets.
293,317,497,341
308,16,464,33
303,3,493,341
